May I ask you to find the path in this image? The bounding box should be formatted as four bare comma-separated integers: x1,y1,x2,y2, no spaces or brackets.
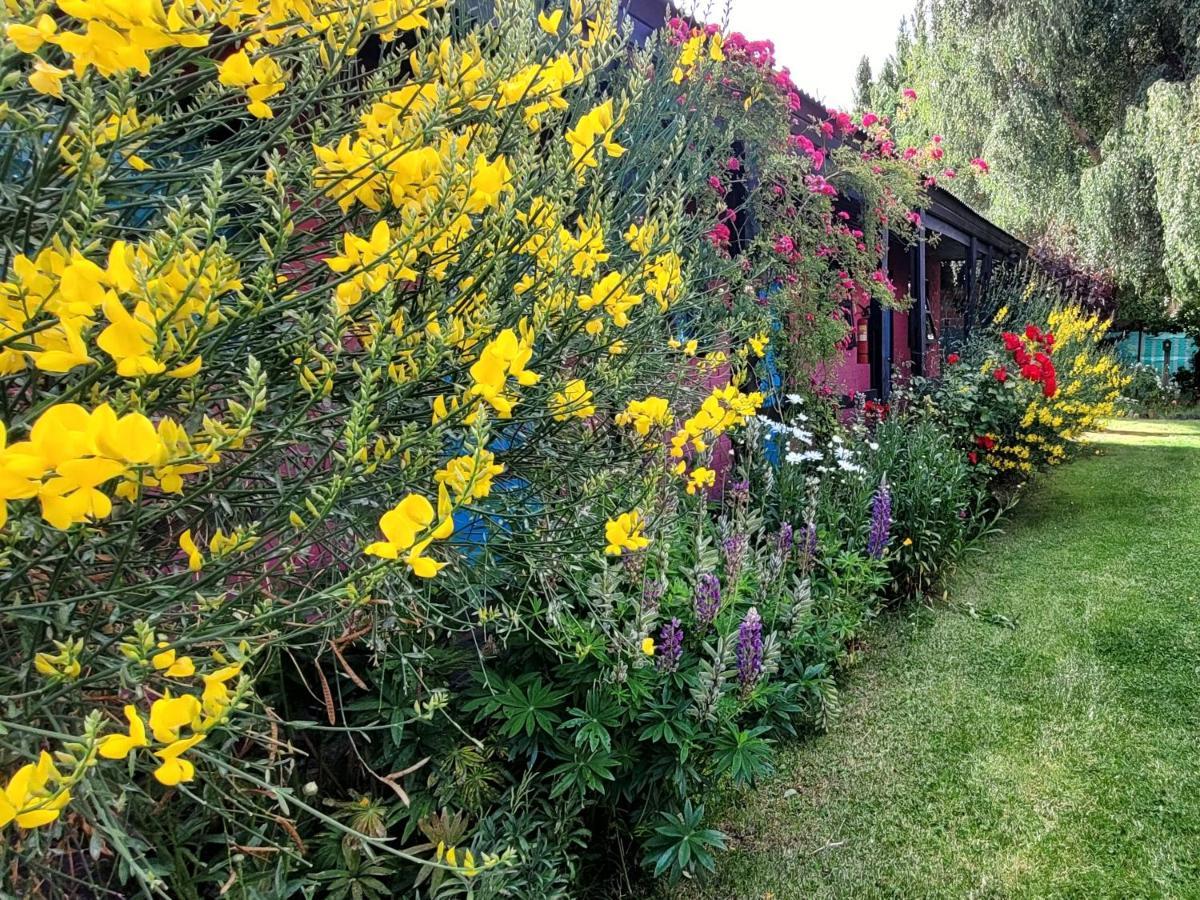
686,419,1200,898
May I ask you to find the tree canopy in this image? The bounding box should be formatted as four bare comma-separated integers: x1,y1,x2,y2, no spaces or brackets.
867,0,1200,331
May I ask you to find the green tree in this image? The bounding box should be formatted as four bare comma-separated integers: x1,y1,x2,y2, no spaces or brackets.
852,55,873,113
880,0,1200,329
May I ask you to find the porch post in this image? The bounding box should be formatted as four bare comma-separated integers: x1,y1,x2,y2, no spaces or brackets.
965,235,978,339
877,230,893,399
911,224,927,376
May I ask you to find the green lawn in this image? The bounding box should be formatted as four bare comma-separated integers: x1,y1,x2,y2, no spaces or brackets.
684,419,1200,899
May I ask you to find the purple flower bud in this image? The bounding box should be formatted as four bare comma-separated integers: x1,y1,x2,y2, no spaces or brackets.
642,579,665,612
657,618,683,672
736,606,763,687
777,522,794,554
729,479,750,505
866,480,892,559
695,573,722,626
794,522,818,563
722,533,748,582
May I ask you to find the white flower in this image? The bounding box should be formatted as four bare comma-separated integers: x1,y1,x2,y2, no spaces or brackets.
831,434,843,444
786,393,804,405
868,442,879,451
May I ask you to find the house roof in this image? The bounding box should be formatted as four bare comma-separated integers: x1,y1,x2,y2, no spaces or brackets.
925,187,1026,258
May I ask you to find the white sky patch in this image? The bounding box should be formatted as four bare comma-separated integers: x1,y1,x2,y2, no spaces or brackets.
706,0,913,110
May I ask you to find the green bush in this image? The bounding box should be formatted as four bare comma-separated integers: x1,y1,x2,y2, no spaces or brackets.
0,0,934,894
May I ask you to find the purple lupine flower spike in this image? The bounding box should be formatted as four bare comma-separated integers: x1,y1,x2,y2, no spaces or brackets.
794,522,818,565
695,573,722,626
722,533,748,583
642,579,666,612
766,522,794,582
866,479,891,559
777,522,794,555
729,479,750,505
736,607,763,687
657,618,683,672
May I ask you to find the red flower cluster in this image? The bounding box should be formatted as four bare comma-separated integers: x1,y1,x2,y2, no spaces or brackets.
966,435,994,466
946,352,960,365
863,399,889,421
1001,325,1058,397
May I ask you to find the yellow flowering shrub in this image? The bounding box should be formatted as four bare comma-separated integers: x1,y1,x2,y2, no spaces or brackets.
930,266,1131,480
0,0,776,891
983,306,1131,473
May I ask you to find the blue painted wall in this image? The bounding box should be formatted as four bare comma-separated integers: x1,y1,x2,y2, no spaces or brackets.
1114,331,1198,375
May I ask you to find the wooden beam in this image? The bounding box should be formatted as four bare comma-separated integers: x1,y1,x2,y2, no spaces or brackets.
921,211,973,249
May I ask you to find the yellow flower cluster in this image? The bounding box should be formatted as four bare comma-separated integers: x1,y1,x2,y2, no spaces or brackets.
616,396,673,436
364,490,455,576
179,526,259,571
97,662,242,786
325,221,415,315
1,659,246,831
217,48,286,118
578,272,644,332
565,99,626,175
686,466,716,495
5,2,208,96
0,752,74,829
551,379,596,421
669,384,764,459
5,0,451,111
604,509,650,556
34,638,84,680
58,107,161,173
435,840,506,878
365,446,502,577
468,328,541,418
671,28,724,84
0,403,215,531
0,237,237,377
434,449,504,500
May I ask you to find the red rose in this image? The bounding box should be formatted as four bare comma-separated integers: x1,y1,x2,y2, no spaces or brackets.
1042,333,1055,349
967,450,979,464
947,353,960,365
1013,347,1031,367
1042,377,1057,398
993,365,1008,383
1024,324,1042,342
1020,363,1043,382
1002,332,1021,351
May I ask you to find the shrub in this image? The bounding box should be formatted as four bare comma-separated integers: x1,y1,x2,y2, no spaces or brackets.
853,416,990,598
923,271,1131,483
1124,362,1180,409
0,0,934,894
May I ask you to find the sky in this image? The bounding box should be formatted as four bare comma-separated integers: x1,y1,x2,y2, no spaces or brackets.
718,0,914,110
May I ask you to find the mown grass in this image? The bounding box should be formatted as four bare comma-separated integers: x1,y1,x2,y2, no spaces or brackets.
679,418,1200,899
